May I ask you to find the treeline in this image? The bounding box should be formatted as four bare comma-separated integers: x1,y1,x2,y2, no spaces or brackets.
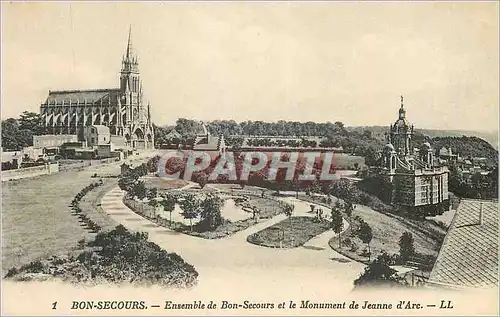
243,137,342,148
207,120,348,137
155,118,384,159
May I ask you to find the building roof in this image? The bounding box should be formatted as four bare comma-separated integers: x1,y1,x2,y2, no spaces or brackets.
165,129,182,139
44,89,121,105
89,125,110,134
428,199,498,289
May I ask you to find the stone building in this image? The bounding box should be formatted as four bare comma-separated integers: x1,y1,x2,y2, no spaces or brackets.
381,96,449,216
85,125,111,147
39,27,154,150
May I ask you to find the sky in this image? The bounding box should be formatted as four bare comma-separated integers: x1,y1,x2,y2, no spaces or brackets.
1,2,499,132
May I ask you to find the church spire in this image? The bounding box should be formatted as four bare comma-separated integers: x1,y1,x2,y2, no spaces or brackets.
126,25,133,61
121,25,138,73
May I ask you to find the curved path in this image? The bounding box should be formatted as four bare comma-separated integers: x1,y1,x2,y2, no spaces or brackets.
101,187,363,296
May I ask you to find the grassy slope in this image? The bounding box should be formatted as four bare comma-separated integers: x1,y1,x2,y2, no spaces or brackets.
329,205,445,264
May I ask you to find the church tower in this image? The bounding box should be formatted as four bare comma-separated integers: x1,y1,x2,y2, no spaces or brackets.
120,26,144,124
118,26,154,149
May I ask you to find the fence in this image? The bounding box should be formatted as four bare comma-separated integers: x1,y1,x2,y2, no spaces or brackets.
1,163,59,182
2,157,121,181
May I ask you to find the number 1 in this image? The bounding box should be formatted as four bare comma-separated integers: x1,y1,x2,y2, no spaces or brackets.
52,302,57,310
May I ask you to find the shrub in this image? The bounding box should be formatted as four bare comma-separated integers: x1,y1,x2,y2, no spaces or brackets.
354,251,407,288
77,239,86,249
350,242,359,252
342,238,352,247
4,267,19,278
20,260,45,273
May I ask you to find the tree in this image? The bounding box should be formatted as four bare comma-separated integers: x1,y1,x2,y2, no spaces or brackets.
344,197,356,218
364,147,379,167
1,118,20,150
358,221,373,261
179,194,200,232
399,232,415,263
330,207,344,248
1,117,36,150
199,194,224,231
133,181,147,200
308,179,322,196
333,200,343,214
362,130,372,139
353,252,403,288
18,111,43,134
146,187,158,201
160,193,177,225
283,203,295,245
194,172,208,189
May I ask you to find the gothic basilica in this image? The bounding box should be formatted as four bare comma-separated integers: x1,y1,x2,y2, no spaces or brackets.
39,28,154,149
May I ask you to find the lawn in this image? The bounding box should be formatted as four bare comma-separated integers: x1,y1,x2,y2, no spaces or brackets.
328,204,445,265
78,178,120,232
247,216,331,248
297,193,445,266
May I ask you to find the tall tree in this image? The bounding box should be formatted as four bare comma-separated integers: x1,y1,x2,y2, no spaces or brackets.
399,231,415,263
331,207,344,248
358,221,373,261
160,193,177,225
343,199,356,218
18,111,43,134
1,118,20,150
133,181,147,200
199,194,224,231
179,194,201,232
283,202,295,245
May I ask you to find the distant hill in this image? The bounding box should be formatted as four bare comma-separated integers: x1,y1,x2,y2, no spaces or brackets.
430,136,498,164
347,126,498,150
416,129,498,150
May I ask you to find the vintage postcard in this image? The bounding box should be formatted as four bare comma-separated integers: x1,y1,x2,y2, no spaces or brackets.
1,1,498,316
